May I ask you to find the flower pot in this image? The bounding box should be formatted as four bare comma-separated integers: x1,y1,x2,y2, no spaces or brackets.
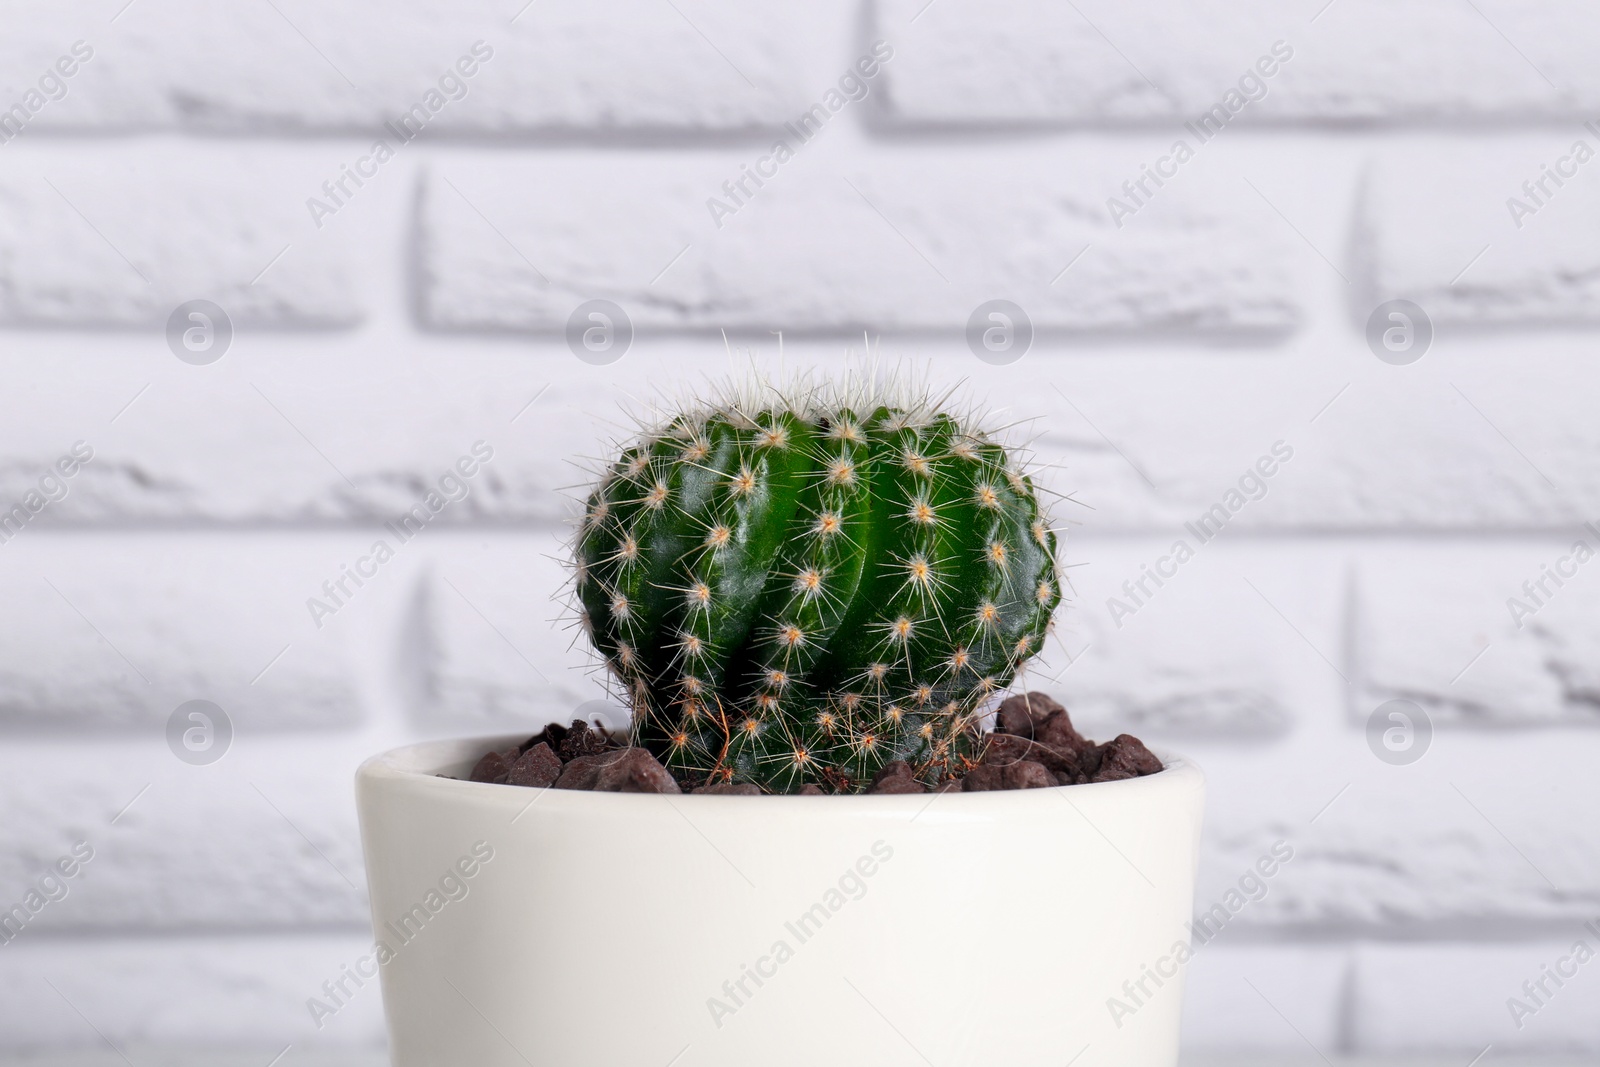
355,735,1205,1067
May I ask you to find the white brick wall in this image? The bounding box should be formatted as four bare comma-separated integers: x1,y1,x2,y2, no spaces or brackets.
0,0,841,133
418,149,1299,333
879,0,1600,123
2,0,1599,1061
0,149,361,327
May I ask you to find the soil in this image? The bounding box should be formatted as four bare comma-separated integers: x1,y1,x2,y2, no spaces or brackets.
450,692,1163,795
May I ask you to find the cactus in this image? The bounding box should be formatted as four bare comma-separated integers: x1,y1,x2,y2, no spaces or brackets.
573,382,1062,793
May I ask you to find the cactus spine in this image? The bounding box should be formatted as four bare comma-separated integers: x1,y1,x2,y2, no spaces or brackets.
575,385,1061,793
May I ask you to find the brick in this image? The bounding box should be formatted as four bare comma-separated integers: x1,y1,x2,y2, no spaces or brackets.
0,735,372,929
1,340,1163,528
1180,945,1349,1054
0,340,1242,528
0,336,564,524
418,148,1299,334
1035,541,1306,736
0,0,838,135
1025,341,1600,532
1358,545,1600,724
414,536,623,729
879,0,1599,125
47,331,1600,534
0,935,386,1046
1361,142,1600,325
1267,367,1600,532
0,147,359,327
1353,942,1600,1053
12,328,1600,539
0,534,359,729
1200,754,1600,929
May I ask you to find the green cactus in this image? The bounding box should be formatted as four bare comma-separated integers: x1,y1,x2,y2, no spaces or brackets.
573,384,1062,793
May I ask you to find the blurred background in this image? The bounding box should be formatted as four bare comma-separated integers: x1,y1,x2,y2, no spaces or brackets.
1,0,1598,1063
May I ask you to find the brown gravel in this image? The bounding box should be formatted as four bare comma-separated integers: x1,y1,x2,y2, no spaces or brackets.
866,761,926,794
465,694,1164,795
506,742,561,788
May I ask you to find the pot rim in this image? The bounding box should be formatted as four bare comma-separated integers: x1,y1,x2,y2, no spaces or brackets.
358,733,1203,808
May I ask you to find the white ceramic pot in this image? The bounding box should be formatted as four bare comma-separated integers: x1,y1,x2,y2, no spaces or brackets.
356,736,1205,1067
